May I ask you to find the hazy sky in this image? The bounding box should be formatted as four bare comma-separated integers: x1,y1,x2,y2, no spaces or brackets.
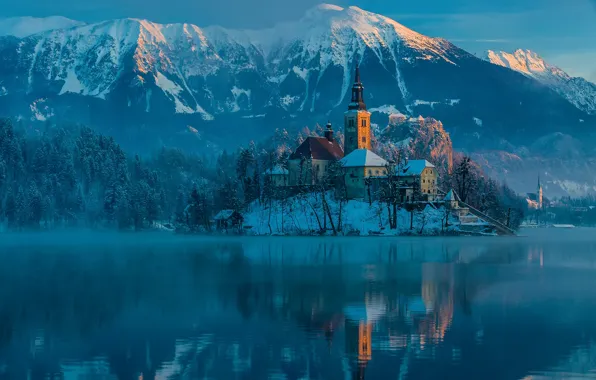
2,0,595,81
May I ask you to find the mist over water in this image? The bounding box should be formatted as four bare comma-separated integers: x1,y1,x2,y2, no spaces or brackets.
1,229,596,379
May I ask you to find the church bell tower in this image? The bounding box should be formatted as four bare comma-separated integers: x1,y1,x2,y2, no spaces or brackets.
344,65,371,156
537,176,543,210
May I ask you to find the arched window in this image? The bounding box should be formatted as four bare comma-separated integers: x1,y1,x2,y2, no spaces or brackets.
361,119,366,127
362,136,366,143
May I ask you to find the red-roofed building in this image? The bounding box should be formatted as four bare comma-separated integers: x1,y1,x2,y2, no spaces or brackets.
288,122,344,185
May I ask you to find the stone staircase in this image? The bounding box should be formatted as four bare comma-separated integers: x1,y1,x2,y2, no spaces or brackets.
438,189,516,236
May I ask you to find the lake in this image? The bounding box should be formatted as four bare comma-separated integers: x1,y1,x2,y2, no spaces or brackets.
1,229,596,379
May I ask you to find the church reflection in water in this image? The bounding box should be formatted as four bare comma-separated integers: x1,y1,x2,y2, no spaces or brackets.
1,237,596,379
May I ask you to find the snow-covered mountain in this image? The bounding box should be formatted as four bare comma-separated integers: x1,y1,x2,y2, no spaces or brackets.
487,49,596,115
0,16,84,38
0,5,595,195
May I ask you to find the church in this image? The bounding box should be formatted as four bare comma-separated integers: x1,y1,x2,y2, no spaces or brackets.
276,65,439,201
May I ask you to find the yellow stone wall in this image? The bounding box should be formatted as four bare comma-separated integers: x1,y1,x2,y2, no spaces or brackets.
344,111,372,155
420,167,439,200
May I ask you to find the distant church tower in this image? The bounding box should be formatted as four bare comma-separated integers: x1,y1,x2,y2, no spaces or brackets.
537,176,543,210
344,65,372,156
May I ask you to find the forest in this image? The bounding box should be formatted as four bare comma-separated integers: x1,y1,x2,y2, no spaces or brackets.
0,118,526,233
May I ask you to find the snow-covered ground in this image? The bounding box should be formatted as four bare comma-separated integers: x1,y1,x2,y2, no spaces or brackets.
244,193,464,236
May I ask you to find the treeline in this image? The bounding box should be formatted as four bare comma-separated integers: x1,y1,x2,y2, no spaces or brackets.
0,119,243,231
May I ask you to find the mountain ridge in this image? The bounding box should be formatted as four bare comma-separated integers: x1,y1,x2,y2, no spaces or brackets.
487,49,596,114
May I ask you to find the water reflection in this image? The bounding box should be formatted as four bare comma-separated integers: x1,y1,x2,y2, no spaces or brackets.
1,231,596,379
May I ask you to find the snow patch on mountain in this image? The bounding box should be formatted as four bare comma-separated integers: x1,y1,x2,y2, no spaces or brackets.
292,66,309,81
229,86,252,112
0,16,84,38
155,71,196,115
369,105,401,115
411,99,460,110
487,49,596,114
58,68,85,95
29,99,53,121
281,95,301,109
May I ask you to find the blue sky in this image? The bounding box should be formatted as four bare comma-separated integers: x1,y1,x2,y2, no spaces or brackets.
2,0,595,81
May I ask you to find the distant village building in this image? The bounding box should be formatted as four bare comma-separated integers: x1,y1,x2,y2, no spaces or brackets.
340,149,388,200
288,122,344,186
527,177,547,209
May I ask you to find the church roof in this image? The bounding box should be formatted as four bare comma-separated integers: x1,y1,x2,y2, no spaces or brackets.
401,160,435,176
290,137,344,161
340,149,387,167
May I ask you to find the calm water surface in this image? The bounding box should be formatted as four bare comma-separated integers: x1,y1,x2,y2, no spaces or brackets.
2,229,596,379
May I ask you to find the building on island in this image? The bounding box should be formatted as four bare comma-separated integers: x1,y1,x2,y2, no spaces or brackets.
288,122,344,186
399,159,439,201
340,149,388,200
285,65,440,203
443,189,460,209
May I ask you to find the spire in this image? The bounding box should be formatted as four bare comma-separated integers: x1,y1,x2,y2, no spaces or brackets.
348,63,366,111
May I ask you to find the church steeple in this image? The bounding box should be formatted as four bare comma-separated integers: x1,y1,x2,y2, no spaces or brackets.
349,64,366,111
537,175,543,210
344,64,371,156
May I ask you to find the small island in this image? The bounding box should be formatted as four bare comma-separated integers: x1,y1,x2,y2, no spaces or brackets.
179,68,522,237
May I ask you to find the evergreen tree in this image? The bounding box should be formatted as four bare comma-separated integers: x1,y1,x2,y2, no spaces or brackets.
27,182,43,228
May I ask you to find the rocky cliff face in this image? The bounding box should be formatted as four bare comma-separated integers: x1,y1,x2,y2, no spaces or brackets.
0,5,594,196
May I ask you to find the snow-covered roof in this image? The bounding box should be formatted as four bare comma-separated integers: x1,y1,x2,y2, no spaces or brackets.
443,189,459,202
264,165,289,175
402,159,435,176
340,149,387,167
214,210,236,220
289,137,344,161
